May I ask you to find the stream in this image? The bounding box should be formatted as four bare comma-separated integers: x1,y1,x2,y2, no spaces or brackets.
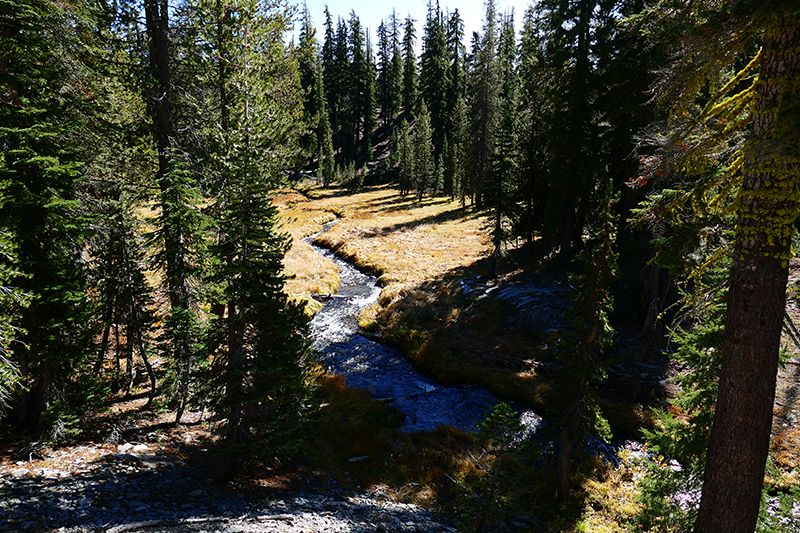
305,222,541,434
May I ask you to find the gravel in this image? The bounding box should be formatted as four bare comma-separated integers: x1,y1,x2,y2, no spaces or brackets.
0,448,458,533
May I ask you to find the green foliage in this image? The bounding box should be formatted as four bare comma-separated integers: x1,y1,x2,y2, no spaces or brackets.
465,0,501,211
401,15,418,120
0,0,99,428
636,293,726,531
551,182,618,500
455,402,543,532
477,402,524,449
399,119,414,196
347,164,365,193
757,484,800,533
0,231,28,414
180,0,312,476
414,102,434,200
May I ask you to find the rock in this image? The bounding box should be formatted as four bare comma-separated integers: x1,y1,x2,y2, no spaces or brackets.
11,468,32,478
132,444,149,453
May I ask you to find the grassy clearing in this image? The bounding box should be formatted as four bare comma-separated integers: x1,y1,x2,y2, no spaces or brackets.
276,184,553,410
296,184,490,287
273,183,652,530
273,189,339,313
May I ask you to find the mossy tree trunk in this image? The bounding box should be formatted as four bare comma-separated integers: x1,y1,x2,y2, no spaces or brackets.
695,12,800,533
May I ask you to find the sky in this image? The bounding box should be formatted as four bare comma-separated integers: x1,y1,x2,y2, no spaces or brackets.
292,0,534,52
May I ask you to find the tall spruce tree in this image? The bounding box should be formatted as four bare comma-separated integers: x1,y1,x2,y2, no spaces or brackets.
419,1,449,164
193,0,310,481
388,10,404,125
401,14,418,121
297,4,323,156
0,0,98,430
143,0,206,424
466,0,501,211
484,11,518,278
414,102,434,200
515,5,553,252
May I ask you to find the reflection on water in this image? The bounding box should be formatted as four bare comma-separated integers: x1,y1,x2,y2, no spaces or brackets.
305,222,541,433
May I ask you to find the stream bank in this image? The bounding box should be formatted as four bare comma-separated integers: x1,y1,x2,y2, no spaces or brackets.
305,222,542,435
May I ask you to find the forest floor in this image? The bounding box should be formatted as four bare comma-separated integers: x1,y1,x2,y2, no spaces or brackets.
2,183,800,532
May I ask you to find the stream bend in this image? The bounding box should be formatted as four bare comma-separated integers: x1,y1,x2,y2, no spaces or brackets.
305,221,541,434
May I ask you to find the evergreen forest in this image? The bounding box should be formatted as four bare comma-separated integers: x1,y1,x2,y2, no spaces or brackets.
1,0,799,531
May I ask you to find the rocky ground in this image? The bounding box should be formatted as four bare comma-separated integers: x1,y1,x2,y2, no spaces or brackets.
0,395,459,533
0,435,457,533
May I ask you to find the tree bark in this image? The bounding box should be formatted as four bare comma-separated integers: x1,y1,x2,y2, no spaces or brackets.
695,13,800,533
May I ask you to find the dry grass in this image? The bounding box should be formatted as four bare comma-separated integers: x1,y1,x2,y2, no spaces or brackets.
272,189,339,313
579,453,649,533
295,184,490,288
270,183,662,530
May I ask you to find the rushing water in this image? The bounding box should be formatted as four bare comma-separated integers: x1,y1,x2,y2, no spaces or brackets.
305,222,542,434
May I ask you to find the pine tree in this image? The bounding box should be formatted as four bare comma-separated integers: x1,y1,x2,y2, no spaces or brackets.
398,119,414,196
466,0,501,211
321,6,337,130
401,15,418,121
349,11,367,154
0,0,98,430
484,11,517,279
142,0,207,424
552,182,617,501
388,10,404,125
297,4,323,156
627,2,800,529
413,102,434,200
196,0,310,481
335,16,355,160
319,91,336,187
376,19,394,126
361,32,377,161
419,1,449,164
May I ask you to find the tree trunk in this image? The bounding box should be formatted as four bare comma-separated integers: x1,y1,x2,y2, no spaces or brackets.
695,13,800,533
144,0,194,424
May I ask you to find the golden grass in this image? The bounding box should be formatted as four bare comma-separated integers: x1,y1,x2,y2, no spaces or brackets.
579,453,648,533
294,184,490,288
273,183,658,530
275,184,491,318
272,189,339,312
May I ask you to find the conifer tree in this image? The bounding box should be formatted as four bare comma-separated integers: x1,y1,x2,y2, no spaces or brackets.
0,0,99,430
552,182,617,501
413,102,434,200
335,16,355,159
361,33,377,161
627,2,800,530
0,231,27,414
398,119,414,196
194,0,310,480
466,0,501,211
319,89,336,187
376,19,395,126
388,10,404,125
143,0,207,423
515,5,553,251
401,15,418,120
297,4,323,155
484,12,517,279
419,1,449,163
321,6,337,129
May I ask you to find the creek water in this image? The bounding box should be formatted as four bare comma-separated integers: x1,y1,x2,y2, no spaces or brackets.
305,222,541,434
